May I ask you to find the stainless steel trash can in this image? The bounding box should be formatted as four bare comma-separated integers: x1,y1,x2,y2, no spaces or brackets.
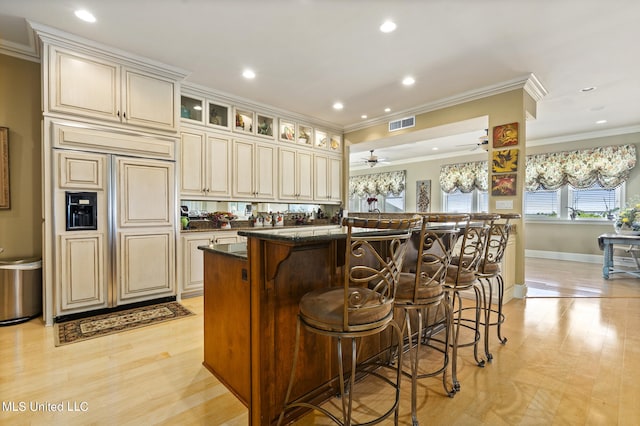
0,257,42,325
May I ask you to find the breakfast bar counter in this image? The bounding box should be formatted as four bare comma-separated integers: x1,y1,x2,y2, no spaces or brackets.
200,225,366,425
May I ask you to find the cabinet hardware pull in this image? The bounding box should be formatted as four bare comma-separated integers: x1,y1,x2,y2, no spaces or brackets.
117,110,120,118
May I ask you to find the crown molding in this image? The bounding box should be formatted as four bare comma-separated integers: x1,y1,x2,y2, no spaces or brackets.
0,24,40,62
527,124,640,147
29,21,190,80
344,73,547,133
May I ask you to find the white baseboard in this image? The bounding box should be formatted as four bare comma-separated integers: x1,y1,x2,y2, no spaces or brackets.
525,249,638,267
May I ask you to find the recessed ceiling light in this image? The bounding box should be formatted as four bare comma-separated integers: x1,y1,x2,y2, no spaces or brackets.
596,119,607,124
361,115,368,119
432,147,439,151
402,76,415,86
74,10,96,23
379,20,397,33
384,107,391,113
580,86,596,92
333,102,344,110
242,69,256,79
193,105,202,111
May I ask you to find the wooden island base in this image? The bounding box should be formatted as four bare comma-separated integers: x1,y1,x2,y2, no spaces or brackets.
201,227,392,425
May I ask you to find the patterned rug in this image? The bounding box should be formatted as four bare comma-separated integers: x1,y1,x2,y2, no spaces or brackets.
54,301,194,346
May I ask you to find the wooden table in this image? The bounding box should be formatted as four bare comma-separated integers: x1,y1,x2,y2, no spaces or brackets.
597,232,640,279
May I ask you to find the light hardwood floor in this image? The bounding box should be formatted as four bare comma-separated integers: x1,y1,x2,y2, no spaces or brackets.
2,258,640,425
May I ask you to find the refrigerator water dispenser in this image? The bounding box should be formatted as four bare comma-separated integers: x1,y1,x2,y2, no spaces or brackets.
66,191,98,231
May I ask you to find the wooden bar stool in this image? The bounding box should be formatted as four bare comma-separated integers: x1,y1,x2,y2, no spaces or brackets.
394,213,468,426
474,212,520,361
277,216,421,426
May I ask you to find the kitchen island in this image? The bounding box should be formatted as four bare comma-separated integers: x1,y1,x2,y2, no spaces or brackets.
199,225,394,425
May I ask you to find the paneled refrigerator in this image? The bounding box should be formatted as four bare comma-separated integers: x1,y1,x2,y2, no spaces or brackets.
53,149,175,319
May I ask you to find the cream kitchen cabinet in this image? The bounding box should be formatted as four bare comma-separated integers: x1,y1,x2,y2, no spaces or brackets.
46,45,178,131
314,154,342,203
232,140,276,200
180,130,231,198
278,146,313,201
180,231,244,297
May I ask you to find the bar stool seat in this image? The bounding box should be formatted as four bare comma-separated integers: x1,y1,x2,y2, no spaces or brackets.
396,272,443,299
300,287,392,331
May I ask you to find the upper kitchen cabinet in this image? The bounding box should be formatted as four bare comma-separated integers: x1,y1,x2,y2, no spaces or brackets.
34,23,188,133
314,153,342,204
279,146,313,202
232,139,276,200
180,130,231,199
46,46,179,131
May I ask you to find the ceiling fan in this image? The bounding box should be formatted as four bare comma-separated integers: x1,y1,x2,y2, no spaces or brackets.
457,129,489,151
362,150,389,167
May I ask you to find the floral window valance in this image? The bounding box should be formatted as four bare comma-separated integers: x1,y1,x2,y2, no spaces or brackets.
349,170,406,196
525,144,636,191
440,161,488,194
439,144,636,194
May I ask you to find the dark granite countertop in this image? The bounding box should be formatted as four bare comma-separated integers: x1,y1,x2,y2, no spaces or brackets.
198,242,248,259
237,225,347,243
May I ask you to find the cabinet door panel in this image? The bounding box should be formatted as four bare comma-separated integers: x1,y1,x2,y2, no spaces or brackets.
117,157,175,228
207,136,231,198
329,157,342,202
180,131,206,196
50,46,120,122
255,143,276,199
279,148,297,200
297,151,313,201
58,151,105,189
182,235,211,295
124,70,176,130
117,230,175,302
314,155,328,201
233,140,255,198
58,234,106,311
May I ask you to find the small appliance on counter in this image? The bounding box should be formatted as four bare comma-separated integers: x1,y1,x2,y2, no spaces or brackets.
180,206,190,230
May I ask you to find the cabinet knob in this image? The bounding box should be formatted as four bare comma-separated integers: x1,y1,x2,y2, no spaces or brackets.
117,110,120,118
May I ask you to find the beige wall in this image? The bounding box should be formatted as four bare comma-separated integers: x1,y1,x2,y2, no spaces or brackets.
0,54,42,259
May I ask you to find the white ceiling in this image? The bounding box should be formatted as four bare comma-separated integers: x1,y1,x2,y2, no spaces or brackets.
1,0,639,168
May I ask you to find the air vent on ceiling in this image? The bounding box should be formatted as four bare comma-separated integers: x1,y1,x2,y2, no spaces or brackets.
388,116,415,132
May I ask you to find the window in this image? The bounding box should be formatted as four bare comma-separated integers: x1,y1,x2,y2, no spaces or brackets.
443,189,488,213
569,183,620,218
525,183,623,220
348,191,406,213
524,190,560,217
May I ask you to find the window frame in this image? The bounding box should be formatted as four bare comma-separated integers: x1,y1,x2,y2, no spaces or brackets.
524,183,624,221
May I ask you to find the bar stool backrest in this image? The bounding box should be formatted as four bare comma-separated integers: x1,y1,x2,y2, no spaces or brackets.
410,214,470,298
476,213,521,274
450,214,497,284
342,216,421,331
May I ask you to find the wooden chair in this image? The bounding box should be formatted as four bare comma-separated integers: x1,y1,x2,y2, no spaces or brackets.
278,216,421,426
394,213,468,426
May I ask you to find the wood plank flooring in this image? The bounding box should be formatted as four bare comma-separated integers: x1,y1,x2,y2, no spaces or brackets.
1,258,640,425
